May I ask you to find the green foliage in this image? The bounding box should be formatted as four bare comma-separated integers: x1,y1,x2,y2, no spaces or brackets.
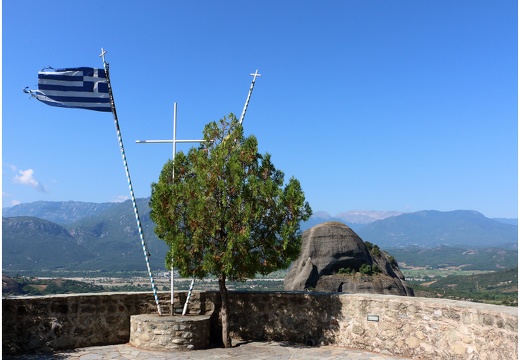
4,277,106,296
364,241,373,252
365,241,381,257
357,263,381,275
409,268,518,306
388,255,397,268
338,267,353,275
386,246,518,270
359,264,372,275
21,283,42,295
150,114,312,282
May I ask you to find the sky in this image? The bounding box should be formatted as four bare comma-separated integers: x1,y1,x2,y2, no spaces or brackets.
2,1,518,219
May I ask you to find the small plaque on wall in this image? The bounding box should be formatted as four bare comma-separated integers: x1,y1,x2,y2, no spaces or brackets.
367,314,379,322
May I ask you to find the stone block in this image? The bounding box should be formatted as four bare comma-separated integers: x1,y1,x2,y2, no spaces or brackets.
405,336,420,349
450,343,467,355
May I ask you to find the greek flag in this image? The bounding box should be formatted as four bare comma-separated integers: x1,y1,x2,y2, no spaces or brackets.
26,67,111,112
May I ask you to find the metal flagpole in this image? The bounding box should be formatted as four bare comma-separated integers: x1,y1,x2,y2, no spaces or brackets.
136,102,205,315
178,69,260,313
100,48,163,316
239,70,261,125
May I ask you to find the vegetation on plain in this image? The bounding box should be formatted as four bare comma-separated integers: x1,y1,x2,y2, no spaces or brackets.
408,267,517,306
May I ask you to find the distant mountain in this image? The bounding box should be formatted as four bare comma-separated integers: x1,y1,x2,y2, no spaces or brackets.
301,210,401,232
3,201,116,225
2,201,517,274
2,199,168,273
64,198,168,270
493,218,518,226
2,217,96,271
335,210,403,225
357,210,518,248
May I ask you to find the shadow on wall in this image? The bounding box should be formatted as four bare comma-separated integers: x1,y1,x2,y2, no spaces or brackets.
226,291,342,346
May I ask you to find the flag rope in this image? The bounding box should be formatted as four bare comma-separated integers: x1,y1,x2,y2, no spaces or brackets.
101,50,162,316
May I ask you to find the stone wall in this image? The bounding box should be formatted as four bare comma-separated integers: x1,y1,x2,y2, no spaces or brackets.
3,291,517,359
227,292,518,360
2,291,213,354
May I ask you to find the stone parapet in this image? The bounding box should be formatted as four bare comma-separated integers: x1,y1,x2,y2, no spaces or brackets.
226,291,517,359
3,291,517,359
2,291,213,354
334,294,517,359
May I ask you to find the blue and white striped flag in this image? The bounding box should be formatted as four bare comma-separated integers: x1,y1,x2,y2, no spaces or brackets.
26,67,112,112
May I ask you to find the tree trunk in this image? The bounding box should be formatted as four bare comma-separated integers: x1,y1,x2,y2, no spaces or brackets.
219,274,232,348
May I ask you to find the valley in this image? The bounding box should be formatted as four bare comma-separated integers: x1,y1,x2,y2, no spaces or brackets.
2,199,517,306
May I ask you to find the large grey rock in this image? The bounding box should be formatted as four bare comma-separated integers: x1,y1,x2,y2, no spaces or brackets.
284,221,414,296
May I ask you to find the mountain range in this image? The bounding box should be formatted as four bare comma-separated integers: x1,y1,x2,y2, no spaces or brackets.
3,199,168,273
357,210,518,248
2,200,517,273
301,210,404,232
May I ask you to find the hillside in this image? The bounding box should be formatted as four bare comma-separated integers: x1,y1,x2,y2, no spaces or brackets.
386,246,517,271
2,274,106,296
2,200,517,274
2,217,96,271
357,210,517,248
410,268,517,306
2,200,168,273
65,198,168,270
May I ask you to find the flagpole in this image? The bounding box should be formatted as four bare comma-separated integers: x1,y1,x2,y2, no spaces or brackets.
171,103,176,315
100,48,163,316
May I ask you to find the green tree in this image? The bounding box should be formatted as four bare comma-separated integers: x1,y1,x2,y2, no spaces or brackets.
150,114,312,347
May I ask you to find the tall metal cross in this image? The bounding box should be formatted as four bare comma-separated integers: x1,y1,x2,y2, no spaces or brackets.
136,102,205,315
99,48,107,63
239,69,261,124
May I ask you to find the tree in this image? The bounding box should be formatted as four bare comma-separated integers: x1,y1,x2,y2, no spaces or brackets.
150,114,312,347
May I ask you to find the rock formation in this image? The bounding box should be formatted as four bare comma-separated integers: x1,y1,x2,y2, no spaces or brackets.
284,221,414,296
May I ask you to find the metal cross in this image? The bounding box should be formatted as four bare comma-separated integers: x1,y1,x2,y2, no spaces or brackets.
135,102,205,315
99,48,107,64
135,102,206,179
250,69,261,82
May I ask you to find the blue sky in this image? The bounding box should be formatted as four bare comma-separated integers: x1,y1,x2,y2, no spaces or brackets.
2,1,518,218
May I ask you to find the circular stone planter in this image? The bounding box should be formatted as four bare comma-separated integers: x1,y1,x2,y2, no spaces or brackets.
129,314,211,351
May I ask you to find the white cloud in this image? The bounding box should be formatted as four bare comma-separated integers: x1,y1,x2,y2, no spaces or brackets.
112,195,129,203
13,168,47,192
2,192,21,207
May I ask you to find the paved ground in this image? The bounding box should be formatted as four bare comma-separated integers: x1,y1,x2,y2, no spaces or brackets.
4,341,412,360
